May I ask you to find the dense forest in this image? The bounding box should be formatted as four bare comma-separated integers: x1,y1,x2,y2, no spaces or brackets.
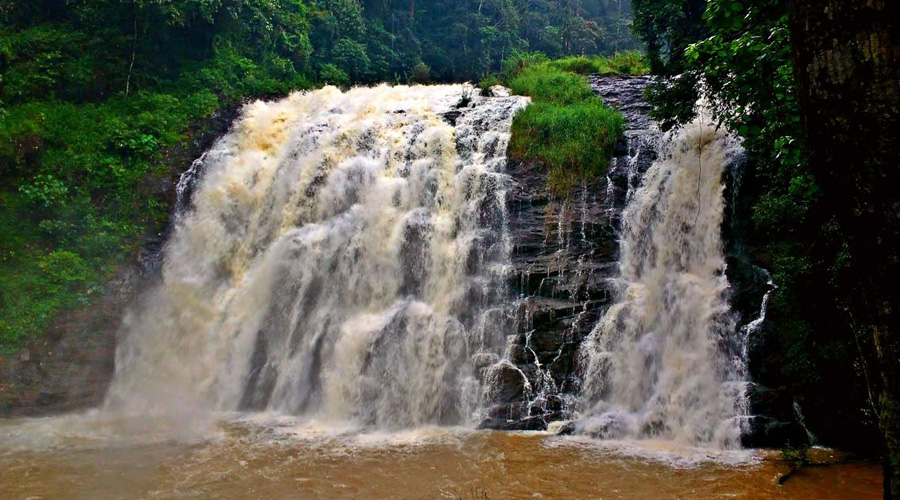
0,0,638,349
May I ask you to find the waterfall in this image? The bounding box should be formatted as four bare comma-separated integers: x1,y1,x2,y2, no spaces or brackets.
577,117,747,448
104,85,528,429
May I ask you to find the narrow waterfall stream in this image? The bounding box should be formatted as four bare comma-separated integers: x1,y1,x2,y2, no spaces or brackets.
106,85,527,429
577,117,747,447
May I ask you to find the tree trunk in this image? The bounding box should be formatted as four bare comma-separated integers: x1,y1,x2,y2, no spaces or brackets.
785,1,900,498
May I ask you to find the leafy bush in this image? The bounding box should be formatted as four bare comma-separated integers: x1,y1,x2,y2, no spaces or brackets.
19,174,67,209
0,89,219,351
410,62,432,84
477,75,503,96
319,63,351,87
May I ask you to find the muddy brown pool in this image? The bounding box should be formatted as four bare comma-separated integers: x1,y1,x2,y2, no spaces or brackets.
0,415,881,500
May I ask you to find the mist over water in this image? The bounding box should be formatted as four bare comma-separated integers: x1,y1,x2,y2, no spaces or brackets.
104,85,528,430
578,117,747,448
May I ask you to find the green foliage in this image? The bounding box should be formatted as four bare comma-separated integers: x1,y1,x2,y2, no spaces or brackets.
477,75,503,96
0,90,218,349
410,62,432,84
541,51,649,76
631,0,707,75
0,26,92,103
0,1,642,350
319,63,350,87
510,68,597,105
510,101,624,192
506,57,627,194
19,174,67,210
629,0,708,127
304,0,640,84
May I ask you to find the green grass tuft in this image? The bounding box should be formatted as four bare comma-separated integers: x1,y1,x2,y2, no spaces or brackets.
504,53,632,194
509,67,597,105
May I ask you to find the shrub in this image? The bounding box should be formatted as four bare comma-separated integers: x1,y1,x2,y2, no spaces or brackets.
319,63,351,87
477,75,503,96
19,174,67,209
501,51,550,79
410,61,432,84
546,56,603,75
504,55,640,193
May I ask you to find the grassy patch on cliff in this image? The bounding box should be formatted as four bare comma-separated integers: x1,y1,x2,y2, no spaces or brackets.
544,51,650,76
501,53,637,193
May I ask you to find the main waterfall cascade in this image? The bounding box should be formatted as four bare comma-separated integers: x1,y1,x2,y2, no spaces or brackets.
577,117,747,448
105,85,529,428
102,81,750,450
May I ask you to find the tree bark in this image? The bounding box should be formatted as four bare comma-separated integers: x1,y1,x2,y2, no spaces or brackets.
785,1,900,498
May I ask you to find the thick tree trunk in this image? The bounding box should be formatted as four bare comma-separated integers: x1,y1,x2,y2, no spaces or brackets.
785,1,900,498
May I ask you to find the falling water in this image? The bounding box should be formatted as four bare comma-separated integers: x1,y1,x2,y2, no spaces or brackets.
577,116,747,448
104,85,528,429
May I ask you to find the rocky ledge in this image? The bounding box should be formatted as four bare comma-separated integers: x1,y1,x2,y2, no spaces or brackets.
479,75,661,430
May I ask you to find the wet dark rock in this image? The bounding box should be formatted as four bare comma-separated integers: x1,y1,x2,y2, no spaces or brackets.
480,75,657,431
742,416,811,449
478,413,548,431
0,264,143,417
589,75,655,130
440,110,463,126
488,364,528,404
739,384,812,448
554,420,578,435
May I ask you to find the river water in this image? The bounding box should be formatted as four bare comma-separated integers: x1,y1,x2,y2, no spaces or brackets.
0,414,880,499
